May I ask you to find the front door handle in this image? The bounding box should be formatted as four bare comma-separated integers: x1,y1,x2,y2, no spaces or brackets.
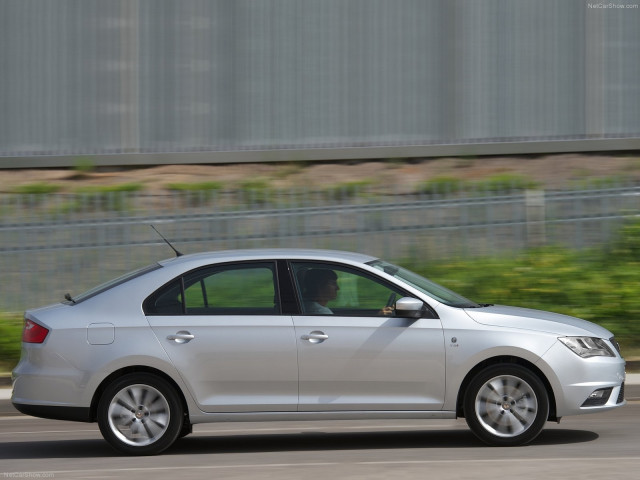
301,331,328,344
167,331,195,344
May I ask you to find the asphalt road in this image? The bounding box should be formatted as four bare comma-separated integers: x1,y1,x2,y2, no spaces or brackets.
1,400,639,480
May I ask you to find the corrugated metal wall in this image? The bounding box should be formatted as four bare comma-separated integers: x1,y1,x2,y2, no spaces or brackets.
1,0,639,161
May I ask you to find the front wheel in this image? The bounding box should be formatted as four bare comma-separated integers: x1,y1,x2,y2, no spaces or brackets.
97,373,184,455
464,364,549,446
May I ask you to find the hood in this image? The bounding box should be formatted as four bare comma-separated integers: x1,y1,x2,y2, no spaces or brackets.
463,305,613,338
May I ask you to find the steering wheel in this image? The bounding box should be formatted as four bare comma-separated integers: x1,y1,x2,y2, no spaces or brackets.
385,293,397,308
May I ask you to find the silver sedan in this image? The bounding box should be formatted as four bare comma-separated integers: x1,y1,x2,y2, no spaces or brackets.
12,249,626,455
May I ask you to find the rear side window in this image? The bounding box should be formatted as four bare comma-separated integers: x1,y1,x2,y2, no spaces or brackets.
144,262,279,316
143,280,183,315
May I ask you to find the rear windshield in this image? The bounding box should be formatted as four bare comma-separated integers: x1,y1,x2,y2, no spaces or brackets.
68,263,162,304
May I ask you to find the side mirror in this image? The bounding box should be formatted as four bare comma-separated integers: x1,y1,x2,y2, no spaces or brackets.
395,297,424,319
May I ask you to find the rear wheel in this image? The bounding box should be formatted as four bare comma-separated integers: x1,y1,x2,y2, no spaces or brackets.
97,373,183,455
464,364,549,446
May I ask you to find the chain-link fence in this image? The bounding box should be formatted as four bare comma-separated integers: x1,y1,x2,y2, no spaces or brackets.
1,183,639,311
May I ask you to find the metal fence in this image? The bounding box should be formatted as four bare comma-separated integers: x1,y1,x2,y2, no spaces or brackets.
1,183,638,312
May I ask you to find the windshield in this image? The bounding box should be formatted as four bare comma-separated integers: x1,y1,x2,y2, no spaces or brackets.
68,263,162,304
367,260,480,308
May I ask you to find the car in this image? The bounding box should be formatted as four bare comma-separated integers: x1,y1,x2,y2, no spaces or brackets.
12,248,626,455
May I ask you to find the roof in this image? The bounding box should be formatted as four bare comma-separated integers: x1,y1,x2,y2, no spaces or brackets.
157,248,378,268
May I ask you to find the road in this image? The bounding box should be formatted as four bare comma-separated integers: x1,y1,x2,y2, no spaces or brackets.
1,401,639,479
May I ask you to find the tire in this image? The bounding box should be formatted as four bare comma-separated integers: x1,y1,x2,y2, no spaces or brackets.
464,364,549,446
97,373,184,455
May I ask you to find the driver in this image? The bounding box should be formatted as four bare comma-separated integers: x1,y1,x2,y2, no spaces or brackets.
302,269,339,314
302,268,395,316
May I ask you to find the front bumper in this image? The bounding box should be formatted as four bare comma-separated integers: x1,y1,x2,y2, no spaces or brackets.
540,340,626,417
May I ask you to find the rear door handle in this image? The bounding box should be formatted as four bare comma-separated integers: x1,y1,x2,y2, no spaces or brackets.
167,331,195,344
301,331,328,344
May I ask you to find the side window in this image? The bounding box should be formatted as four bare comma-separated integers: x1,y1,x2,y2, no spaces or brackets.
143,262,278,316
183,262,278,315
144,280,183,315
291,262,405,317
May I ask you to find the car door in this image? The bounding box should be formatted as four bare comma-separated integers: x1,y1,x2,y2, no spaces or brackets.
144,261,298,413
290,261,446,412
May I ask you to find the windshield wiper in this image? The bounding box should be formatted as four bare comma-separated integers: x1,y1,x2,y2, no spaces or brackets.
64,293,77,304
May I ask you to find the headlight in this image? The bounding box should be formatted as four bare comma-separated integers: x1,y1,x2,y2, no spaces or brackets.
559,337,615,358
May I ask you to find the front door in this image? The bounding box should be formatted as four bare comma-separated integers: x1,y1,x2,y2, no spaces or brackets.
290,262,446,411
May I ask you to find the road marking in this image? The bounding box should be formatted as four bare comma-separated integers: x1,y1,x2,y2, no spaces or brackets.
0,429,99,435
9,457,640,477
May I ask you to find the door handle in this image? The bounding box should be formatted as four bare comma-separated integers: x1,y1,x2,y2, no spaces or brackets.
167,331,195,344
301,331,328,344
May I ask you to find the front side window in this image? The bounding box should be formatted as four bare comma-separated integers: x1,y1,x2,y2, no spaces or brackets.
144,262,279,315
291,262,406,316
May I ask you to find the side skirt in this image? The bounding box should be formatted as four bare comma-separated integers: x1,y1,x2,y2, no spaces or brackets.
188,410,457,424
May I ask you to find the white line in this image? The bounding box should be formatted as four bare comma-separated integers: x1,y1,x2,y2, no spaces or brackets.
11,456,640,477
0,429,98,435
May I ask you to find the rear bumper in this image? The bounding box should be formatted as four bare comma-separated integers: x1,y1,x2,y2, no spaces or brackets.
12,402,92,422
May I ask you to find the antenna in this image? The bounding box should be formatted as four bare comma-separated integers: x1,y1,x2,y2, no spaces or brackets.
150,225,183,257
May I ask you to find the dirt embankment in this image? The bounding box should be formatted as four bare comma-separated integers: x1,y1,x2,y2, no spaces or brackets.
1,153,638,193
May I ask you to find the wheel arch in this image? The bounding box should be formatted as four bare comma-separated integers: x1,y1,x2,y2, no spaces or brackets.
89,365,190,426
455,356,558,421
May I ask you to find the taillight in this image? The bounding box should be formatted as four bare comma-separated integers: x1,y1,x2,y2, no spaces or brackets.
23,318,49,344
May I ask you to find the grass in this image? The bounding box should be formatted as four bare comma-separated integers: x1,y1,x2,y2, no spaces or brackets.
166,181,223,193
166,181,223,206
59,183,145,212
418,174,540,195
74,183,144,195
12,183,62,195
273,161,308,179
325,179,376,198
571,176,627,190
472,174,540,192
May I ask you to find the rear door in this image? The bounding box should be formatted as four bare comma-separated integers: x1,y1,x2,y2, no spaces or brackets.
145,261,298,413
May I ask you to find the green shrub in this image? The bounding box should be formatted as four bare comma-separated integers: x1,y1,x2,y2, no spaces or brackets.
418,177,464,195
238,179,273,204
404,220,640,351
73,156,95,175
0,313,22,372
